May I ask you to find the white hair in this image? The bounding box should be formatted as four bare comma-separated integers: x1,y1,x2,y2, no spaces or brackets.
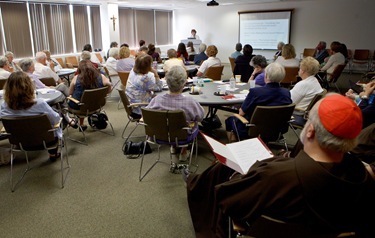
35,51,47,61
264,62,285,83
108,47,119,58
166,66,187,93
81,51,91,60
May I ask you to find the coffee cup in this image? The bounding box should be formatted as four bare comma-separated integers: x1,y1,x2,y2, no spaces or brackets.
190,86,201,94
235,75,241,83
219,85,227,94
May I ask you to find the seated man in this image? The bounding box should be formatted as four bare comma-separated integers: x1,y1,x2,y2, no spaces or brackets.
34,51,62,84
43,50,62,72
186,94,375,238
20,58,69,97
226,62,292,142
0,56,11,80
314,41,329,64
5,51,21,72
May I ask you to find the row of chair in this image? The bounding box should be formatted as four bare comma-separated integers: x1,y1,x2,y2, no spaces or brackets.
56,52,104,69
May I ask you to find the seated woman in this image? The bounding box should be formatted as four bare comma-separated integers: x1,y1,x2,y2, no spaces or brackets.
233,44,254,83
290,56,323,111
226,62,292,142
116,46,135,72
177,42,188,62
147,43,162,63
68,60,112,131
105,47,119,76
197,45,221,77
248,55,267,86
275,43,299,67
146,65,204,161
126,54,163,116
186,41,196,56
0,72,62,161
163,49,186,73
320,41,345,79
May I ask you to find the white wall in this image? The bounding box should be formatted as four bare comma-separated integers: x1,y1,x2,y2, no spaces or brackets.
174,0,375,63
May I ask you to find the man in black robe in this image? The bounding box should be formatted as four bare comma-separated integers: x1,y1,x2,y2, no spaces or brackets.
186,94,375,238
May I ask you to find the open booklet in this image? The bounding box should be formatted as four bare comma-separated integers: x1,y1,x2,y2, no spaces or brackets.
201,133,274,175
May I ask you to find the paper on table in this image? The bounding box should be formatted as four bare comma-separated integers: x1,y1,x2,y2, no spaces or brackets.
225,93,247,100
202,133,273,174
37,88,56,94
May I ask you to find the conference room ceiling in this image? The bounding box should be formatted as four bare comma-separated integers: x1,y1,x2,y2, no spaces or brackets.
26,0,305,10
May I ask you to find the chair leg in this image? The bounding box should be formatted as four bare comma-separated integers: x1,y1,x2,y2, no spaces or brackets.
66,116,88,145
60,137,70,188
188,137,199,173
139,140,160,181
10,149,31,192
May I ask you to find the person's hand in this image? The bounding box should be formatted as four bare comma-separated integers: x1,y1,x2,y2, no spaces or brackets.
363,81,375,97
345,89,356,100
253,67,262,75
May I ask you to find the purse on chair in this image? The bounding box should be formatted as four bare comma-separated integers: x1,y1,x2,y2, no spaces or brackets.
123,141,152,159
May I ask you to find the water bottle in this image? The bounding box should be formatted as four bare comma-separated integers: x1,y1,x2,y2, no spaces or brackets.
230,77,236,89
198,78,204,87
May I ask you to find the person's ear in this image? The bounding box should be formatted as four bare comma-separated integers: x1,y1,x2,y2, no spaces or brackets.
305,123,315,139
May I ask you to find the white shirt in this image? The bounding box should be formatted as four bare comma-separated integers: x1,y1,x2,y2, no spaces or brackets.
163,58,186,73
51,58,63,72
275,56,300,67
320,52,345,74
34,62,60,83
0,68,11,79
290,75,323,110
198,57,221,75
90,52,101,65
105,57,118,76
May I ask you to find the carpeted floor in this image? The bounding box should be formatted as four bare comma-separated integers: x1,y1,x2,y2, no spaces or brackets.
0,66,363,237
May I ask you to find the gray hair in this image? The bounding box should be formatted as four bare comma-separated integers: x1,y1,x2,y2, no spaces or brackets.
0,56,8,68
277,41,285,50
35,51,47,61
251,55,267,68
81,51,91,61
5,51,13,58
305,99,358,153
108,47,119,58
167,49,177,58
165,65,187,93
19,58,34,72
264,62,285,83
199,43,207,53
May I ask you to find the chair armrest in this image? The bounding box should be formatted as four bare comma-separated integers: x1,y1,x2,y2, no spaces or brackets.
129,102,149,107
67,96,80,105
233,113,249,124
48,118,63,132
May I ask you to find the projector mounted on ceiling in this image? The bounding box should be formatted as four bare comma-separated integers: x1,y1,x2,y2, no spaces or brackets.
207,0,219,6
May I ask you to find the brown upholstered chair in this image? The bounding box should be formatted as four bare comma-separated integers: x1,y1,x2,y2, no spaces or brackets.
117,88,147,139
117,71,130,109
39,77,57,86
302,48,316,58
1,114,69,192
65,56,79,68
138,108,199,181
67,87,114,145
55,58,66,68
205,65,224,81
233,104,296,150
350,49,370,73
228,57,236,77
280,67,299,88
